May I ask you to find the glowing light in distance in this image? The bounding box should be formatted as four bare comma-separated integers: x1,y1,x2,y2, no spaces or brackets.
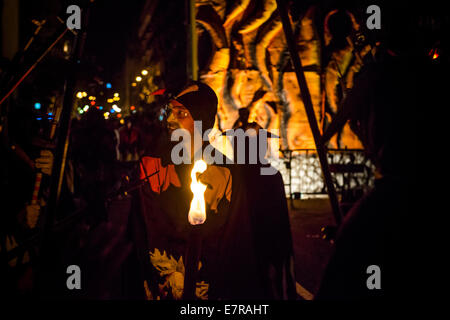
34,102,41,110
106,83,112,89
131,83,137,87
76,92,83,99
114,93,119,97
136,76,142,82
141,69,148,76
83,105,89,112
112,104,121,112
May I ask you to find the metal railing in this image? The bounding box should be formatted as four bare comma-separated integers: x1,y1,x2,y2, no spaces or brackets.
269,149,375,198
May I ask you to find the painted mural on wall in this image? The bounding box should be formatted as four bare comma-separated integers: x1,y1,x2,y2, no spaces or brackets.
195,0,368,151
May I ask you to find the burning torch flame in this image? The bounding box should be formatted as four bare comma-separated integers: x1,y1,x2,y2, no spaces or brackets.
188,160,208,225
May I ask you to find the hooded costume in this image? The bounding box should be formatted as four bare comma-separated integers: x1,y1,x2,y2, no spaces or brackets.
131,81,296,300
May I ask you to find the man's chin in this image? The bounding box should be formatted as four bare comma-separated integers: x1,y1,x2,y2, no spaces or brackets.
167,124,182,135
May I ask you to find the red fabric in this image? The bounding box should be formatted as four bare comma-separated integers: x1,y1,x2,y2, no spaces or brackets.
150,88,166,96
120,128,139,145
139,157,181,193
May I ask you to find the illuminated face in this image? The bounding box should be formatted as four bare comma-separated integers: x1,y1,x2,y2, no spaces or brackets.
166,99,194,137
167,84,202,137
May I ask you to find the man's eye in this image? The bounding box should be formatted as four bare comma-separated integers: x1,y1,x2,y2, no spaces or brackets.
175,110,188,118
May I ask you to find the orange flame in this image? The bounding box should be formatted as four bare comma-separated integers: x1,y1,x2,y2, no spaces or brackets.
188,160,208,225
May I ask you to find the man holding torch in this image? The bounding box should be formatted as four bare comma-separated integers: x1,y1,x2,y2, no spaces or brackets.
135,81,295,300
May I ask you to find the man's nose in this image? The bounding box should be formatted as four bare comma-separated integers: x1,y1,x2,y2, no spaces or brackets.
167,111,176,123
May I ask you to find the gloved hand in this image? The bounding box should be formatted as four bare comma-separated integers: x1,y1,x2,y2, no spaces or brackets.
24,198,45,229
198,166,232,212
25,203,40,229
195,281,209,300
35,150,53,175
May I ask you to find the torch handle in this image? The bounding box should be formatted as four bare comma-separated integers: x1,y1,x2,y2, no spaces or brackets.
183,227,203,300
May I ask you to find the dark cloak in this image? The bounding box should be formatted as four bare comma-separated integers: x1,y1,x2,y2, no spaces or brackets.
131,154,296,300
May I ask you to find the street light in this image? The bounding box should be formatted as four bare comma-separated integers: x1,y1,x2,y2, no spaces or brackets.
112,104,121,112
136,76,142,82
141,69,148,76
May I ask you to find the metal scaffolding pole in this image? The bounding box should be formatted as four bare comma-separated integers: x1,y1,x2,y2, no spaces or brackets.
187,0,198,81
276,0,342,225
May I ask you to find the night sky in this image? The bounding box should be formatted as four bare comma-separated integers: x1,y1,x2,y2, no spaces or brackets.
82,0,145,82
